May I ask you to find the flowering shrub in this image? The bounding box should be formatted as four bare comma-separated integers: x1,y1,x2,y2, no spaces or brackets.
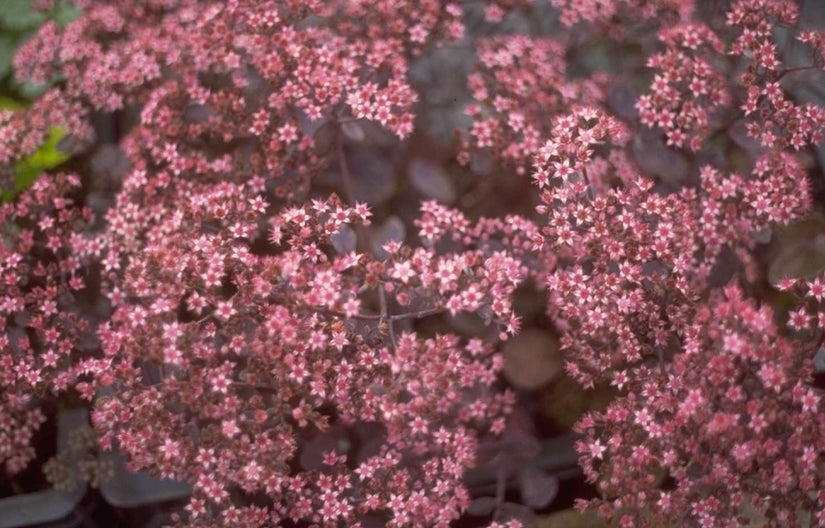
3,0,825,527
543,147,810,388
90,190,525,526
550,0,691,34
636,22,730,151
462,35,588,170
575,286,825,528
0,173,92,473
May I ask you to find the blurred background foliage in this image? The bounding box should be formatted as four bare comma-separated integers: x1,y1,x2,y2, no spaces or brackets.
0,0,79,202
0,0,81,95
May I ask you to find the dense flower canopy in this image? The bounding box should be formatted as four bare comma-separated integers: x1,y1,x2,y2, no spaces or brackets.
2,0,825,527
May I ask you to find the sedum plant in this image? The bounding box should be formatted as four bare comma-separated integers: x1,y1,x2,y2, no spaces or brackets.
2,0,825,527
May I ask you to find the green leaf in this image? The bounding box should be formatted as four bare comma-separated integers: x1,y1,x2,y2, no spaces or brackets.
0,96,25,111
0,0,46,31
51,0,82,26
13,79,51,99
2,127,71,202
25,127,69,169
0,34,17,79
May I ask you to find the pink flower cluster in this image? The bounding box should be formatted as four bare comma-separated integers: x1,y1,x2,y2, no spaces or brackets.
89,193,518,526
575,287,825,527
637,23,730,150
550,0,692,36
0,174,92,473
462,36,604,170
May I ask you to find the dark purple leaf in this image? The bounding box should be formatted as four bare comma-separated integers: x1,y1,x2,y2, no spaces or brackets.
498,501,537,525
500,429,542,460
467,496,498,516
299,434,338,471
371,216,406,259
349,149,397,205
330,225,357,254
342,121,366,142
502,329,562,390
408,158,456,203
518,466,559,510
632,134,688,184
